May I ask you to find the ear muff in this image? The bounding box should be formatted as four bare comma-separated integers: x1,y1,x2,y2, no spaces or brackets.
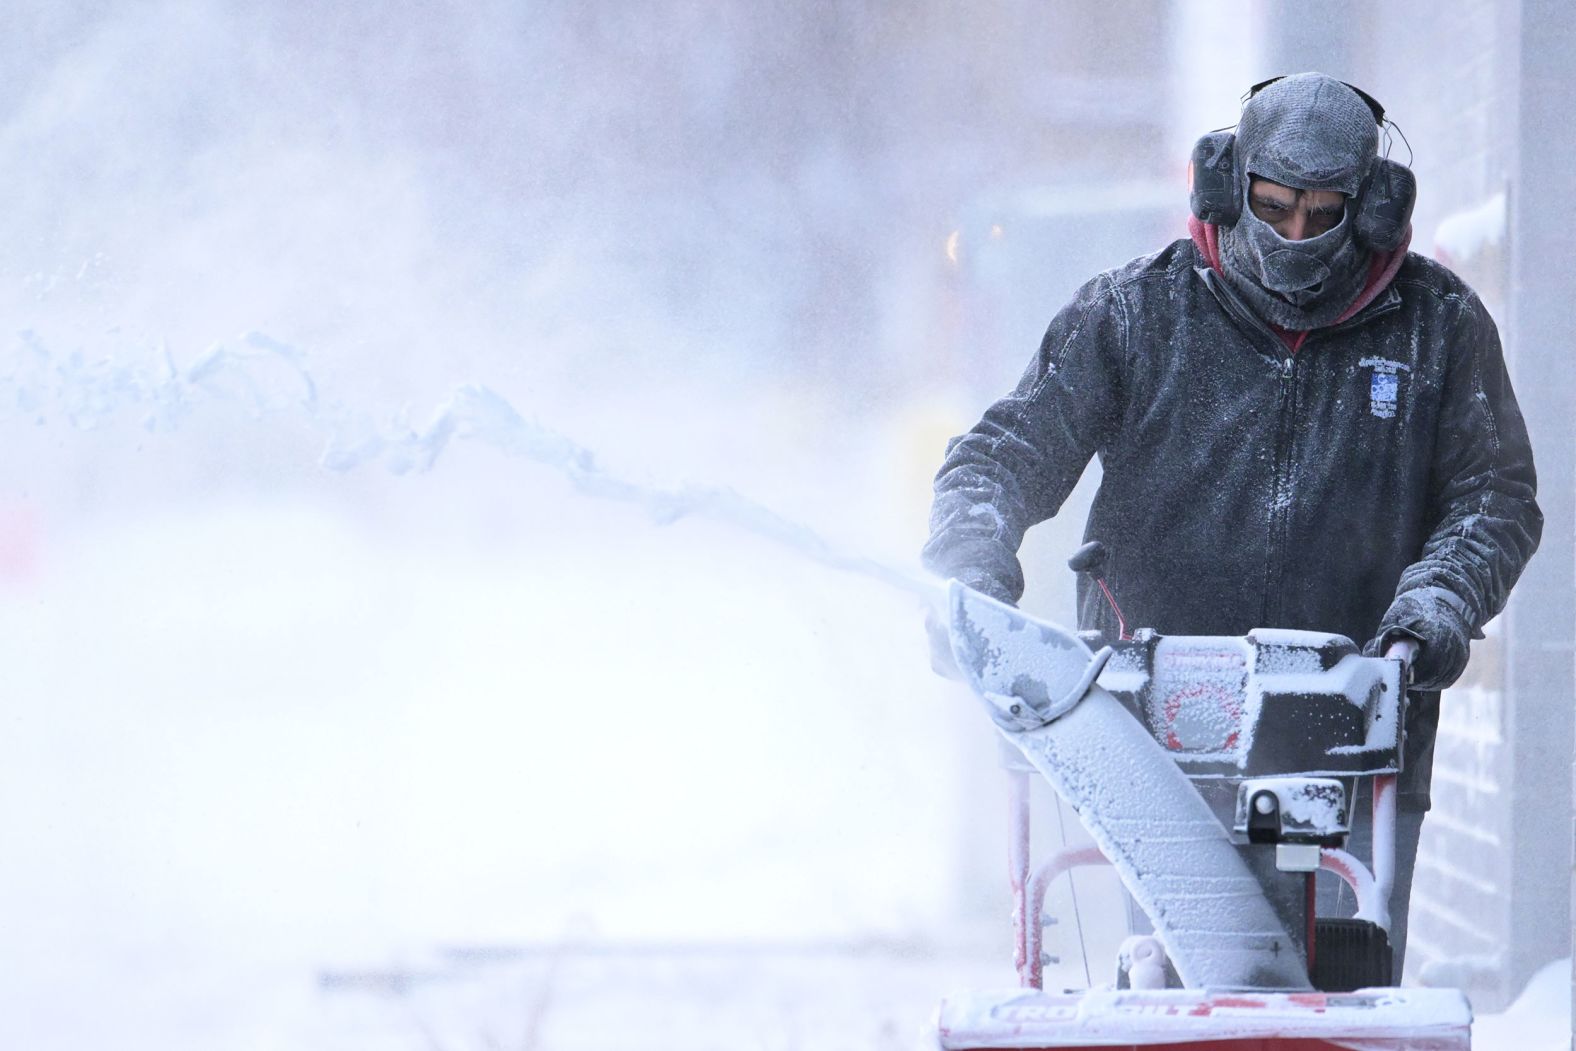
1353,156,1416,252
1192,81,1416,249
1189,131,1240,226
1188,130,1417,251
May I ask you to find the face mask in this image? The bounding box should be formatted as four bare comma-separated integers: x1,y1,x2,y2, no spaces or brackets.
1219,199,1369,330
1217,74,1379,331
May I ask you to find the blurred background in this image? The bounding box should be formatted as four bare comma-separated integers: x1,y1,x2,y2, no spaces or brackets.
0,2,1571,1048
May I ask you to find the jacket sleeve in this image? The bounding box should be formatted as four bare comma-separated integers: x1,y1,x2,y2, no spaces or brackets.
921,272,1129,603
1391,291,1542,629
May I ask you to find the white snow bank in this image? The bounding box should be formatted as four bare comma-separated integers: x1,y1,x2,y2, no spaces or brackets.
0,496,976,1050
1471,958,1571,1051
1432,191,1507,264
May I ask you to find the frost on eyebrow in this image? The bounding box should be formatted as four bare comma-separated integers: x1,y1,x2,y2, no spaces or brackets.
1250,181,1344,215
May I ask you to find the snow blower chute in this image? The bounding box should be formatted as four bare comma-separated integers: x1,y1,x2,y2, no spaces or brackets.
924,545,1472,1051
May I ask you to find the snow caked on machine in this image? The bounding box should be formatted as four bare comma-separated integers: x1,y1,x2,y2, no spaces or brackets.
926,543,1473,1051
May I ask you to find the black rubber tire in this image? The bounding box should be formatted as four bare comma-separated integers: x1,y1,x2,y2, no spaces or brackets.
1311,917,1393,991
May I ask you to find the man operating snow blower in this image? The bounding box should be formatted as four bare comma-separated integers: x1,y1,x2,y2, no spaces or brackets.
922,73,1541,982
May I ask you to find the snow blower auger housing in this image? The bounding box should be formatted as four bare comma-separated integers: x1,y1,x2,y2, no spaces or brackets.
925,576,1472,1051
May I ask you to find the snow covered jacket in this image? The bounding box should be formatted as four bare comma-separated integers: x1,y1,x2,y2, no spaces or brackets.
923,236,1542,808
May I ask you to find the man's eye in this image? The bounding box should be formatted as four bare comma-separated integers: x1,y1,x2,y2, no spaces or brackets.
1255,198,1290,213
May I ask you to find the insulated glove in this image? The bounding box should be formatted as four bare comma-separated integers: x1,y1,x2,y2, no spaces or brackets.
1367,587,1477,691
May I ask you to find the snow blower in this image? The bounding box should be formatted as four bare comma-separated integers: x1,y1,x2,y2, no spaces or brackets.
924,543,1472,1051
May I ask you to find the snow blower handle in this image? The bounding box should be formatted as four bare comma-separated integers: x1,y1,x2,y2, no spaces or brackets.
1067,541,1129,641
1066,541,1108,575
1383,637,1419,687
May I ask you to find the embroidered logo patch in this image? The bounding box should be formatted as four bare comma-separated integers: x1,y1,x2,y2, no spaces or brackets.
1370,373,1399,418
1358,357,1410,420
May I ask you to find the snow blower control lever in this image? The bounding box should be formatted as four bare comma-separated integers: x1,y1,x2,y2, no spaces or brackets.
1067,540,1128,641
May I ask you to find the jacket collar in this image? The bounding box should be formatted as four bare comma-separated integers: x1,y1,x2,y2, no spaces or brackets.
1188,216,1409,337
1196,263,1403,358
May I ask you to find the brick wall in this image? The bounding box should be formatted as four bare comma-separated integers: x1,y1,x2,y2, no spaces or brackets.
1251,0,1526,999
1362,2,1524,1003
1343,0,1576,1013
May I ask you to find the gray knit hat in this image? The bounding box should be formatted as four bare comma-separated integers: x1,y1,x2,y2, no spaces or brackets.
1235,74,1378,195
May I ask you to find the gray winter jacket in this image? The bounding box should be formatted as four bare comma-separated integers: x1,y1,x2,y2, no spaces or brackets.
923,236,1542,808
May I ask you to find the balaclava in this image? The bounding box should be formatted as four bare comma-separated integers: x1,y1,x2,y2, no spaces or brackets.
1218,73,1379,330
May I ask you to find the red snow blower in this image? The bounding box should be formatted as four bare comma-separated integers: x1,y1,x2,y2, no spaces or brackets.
924,543,1472,1050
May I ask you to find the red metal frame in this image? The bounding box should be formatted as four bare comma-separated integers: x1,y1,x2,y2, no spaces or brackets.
1007,771,1403,990
1009,768,1112,989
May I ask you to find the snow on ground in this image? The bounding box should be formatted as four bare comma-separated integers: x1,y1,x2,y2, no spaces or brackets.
312,945,1010,1051
1472,958,1571,1051
0,470,1118,1048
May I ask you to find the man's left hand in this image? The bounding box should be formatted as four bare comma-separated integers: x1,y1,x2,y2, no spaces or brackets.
1368,587,1477,691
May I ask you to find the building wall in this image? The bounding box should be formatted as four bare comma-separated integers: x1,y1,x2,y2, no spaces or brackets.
1354,1,1522,1005
1350,0,1574,1013
1253,0,1573,1013
1502,0,1576,1025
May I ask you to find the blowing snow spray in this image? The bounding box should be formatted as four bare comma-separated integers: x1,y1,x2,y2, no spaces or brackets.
4,330,947,605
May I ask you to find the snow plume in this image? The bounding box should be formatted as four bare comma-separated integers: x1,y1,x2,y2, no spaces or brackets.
3,332,940,605
330,384,937,602
6,329,318,431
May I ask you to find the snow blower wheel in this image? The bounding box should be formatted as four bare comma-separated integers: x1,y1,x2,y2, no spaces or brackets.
1311,917,1392,991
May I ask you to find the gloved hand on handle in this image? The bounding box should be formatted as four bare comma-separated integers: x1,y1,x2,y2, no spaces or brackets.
1366,586,1479,691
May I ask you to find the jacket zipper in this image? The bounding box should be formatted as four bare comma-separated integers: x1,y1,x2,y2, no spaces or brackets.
1197,269,1369,627
1263,354,1298,626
